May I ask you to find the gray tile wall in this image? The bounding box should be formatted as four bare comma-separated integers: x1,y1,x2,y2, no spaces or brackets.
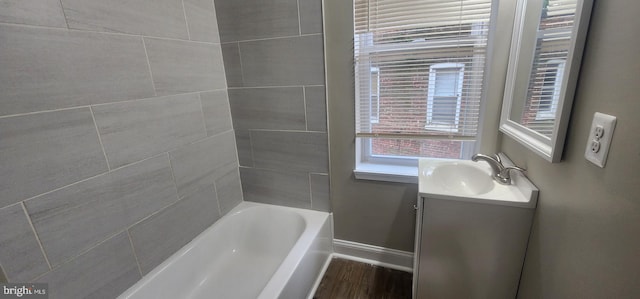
215,0,330,212
0,1,242,297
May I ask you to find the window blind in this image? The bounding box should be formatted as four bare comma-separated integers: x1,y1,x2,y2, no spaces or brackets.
354,0,493,141
521,0,576,137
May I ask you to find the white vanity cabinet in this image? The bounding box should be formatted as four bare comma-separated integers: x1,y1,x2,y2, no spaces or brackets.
413,158,538,299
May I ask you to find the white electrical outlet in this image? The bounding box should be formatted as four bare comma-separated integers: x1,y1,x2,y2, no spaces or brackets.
584,112,617,167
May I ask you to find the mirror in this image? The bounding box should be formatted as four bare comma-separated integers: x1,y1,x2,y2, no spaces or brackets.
500,0,593,162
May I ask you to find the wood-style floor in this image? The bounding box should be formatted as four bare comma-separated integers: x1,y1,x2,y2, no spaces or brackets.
313,258,413,299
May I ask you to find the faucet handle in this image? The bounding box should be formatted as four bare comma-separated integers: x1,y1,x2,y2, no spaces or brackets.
504,166,526,173
502,166,527,178
504,166,527,172
497,166,526,184
501,166,526,177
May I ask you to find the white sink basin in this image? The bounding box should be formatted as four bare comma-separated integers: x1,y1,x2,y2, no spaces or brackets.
430,163,495,195
419,157,538,208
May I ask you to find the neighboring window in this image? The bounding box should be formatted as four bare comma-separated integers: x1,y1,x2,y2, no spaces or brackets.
535,60,565,120
370,67,380,123
426,63,465,132
354,0,494,177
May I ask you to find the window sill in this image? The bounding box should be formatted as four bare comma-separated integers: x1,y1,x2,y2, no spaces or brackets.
354,163,418,184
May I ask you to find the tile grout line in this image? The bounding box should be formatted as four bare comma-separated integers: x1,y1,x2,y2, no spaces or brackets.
227,97,244,206
89,106,111,171
248,131,256,167
236,42,246,86
96,91,195,107
181,0,192,40
56,0,70,29
197,93,209,135
126,229,144,277
235,166,245,204
141,38,158,97
210,0,221,44
171,128,235,156
248,128,327,133
308,173,314,209
230,131,240,166
218,43,230,88
0,21,221,46
187,128,234,144
30,267,49,282
224,92,235,141
231,33,323,44
165,152,181,202
21,171,107,205
212,182,223,217
303,86,309,131
176,180,218,202
228,84,325,90
297,0,302,35
0,89,231,120
0,105,92,120
91,90,220,107
20,202,53,271
127,195,180,232
237,165,327,176
0,260,8,282
309,172,330,176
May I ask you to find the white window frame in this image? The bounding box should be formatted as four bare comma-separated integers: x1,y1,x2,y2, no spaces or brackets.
535,59,565,120
425,63,465,132
351,0,501,184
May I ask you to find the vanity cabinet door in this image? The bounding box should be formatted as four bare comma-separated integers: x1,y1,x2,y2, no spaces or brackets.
414,197,533,299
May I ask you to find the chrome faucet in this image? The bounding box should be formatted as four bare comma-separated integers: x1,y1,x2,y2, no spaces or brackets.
471,153,526,185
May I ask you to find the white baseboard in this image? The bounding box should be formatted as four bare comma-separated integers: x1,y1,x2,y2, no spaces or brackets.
332,239,413,273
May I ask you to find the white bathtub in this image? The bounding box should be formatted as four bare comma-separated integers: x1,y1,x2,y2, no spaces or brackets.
118,202,333,299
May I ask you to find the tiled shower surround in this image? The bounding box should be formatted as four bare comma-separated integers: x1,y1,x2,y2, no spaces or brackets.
0,0,243,298
215,0,330,211
0,0,329,297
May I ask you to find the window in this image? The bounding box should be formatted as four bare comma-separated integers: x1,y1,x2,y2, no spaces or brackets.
426,63,465,132
353,0,494,181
